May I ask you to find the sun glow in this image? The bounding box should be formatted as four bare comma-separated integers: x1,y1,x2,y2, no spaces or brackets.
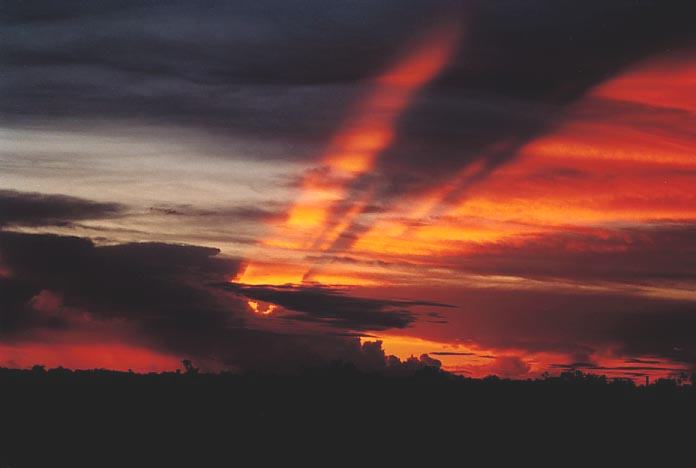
247,300,276,316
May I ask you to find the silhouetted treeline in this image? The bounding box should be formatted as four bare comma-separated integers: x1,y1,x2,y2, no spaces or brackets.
1,363,694,466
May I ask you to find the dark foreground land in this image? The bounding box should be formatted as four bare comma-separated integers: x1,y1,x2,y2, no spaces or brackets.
2,365,695,465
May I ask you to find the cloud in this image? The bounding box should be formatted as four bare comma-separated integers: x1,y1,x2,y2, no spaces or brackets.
0,231,445,372
485,356,531,379
3,0,694,165
0,1,452,141
552,363,683,373
415,285,696,367
0,189,123,227
3,1,696,378
430,352,476,356
4,1,695,266
148,203,285,224
442,224,696,285
0,231,242,343
221,282,453,331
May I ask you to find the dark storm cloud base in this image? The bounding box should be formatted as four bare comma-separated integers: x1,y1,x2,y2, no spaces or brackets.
0,230,439,372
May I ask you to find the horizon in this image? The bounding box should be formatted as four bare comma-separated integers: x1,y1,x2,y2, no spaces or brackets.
4,360,693,387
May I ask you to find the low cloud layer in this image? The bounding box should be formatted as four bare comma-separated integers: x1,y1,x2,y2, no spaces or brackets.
442,223,696,285
0,230,440,372
223,283,453,331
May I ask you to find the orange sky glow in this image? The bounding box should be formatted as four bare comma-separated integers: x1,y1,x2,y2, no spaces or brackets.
2,5,696,383
232,48,696,381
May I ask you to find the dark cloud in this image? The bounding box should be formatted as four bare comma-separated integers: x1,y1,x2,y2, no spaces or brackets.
486,355,531,378
551,362,600,370
0,0,452,140
0,231,441,372
624,358,662,365
3,0,694,155
455,0,696,100
3,1,695,247
430,352,476,356
2,1,696,376
221,282,454,331
0,189,123,227
443,223,696,285
3,230,695,372
148,203,285,224
550,362,684,375
376,92,551,188
0,232,242,341
425,286,696,367
0,277,47,335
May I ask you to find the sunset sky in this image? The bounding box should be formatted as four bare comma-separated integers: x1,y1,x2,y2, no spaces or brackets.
2,0,696,381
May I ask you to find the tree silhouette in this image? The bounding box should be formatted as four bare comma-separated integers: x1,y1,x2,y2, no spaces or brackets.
182,359,199,375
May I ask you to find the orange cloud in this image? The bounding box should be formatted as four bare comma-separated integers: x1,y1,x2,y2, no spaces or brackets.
592,51,696,113
241,20,462,285
369,333,689,382
351,52,696,262
238,260,307,285
241,47,696,344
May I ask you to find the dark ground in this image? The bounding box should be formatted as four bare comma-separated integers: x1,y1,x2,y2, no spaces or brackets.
1,364,694,466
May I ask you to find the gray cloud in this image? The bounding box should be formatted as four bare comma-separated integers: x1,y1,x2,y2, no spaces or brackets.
221,282,454,331
0,189,123,227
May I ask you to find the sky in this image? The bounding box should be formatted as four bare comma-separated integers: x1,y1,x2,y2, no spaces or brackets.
2,0,696,381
